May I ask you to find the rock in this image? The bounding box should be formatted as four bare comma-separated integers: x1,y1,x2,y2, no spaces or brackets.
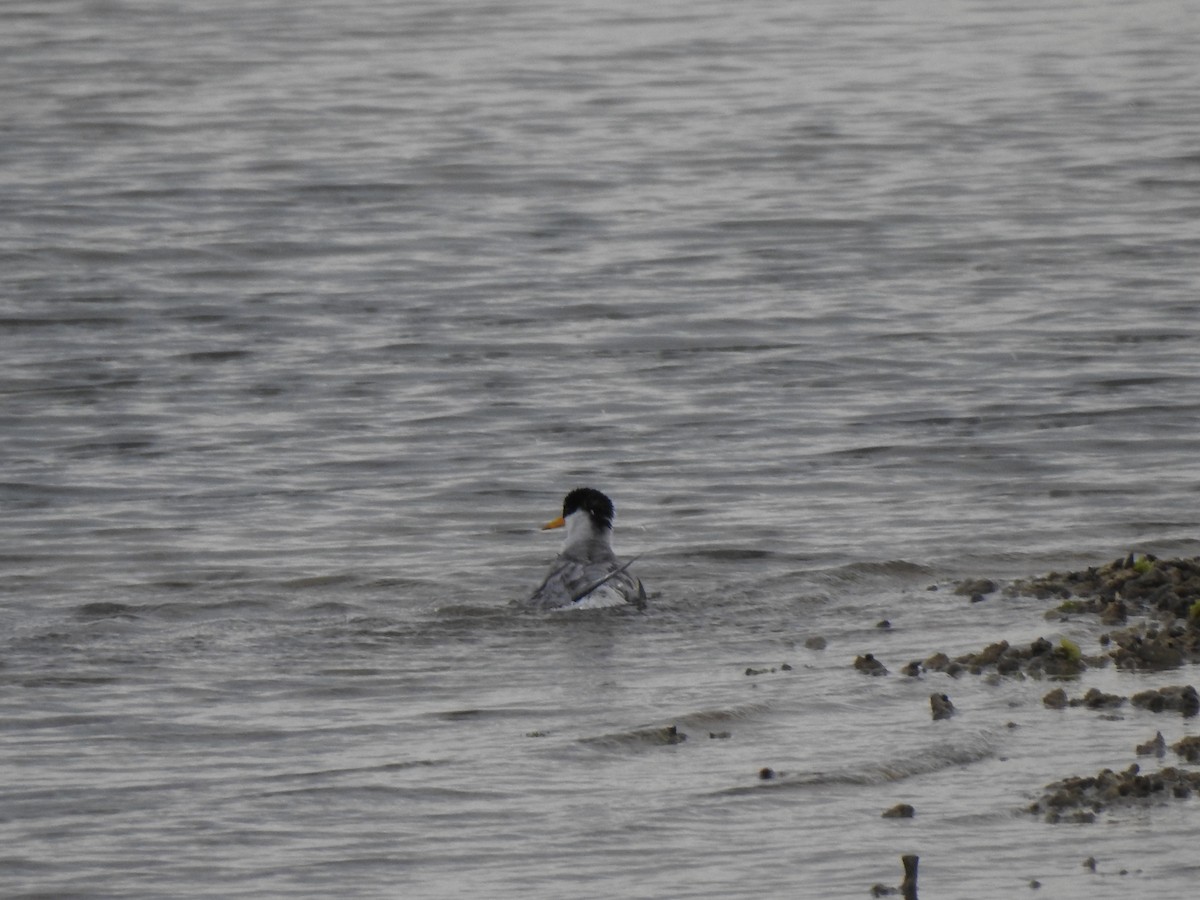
876,619,892,630
1031,762,1200,822
916,652,964,681
996,655,1022,676
1071,688,1125,710
901,660,922,677
805,635,827,651
924,631,1099,681
930,693,957,720
1171,735,1200,762
656,725,687,744
1105,624,1188,671
974,640,1010,666
709,731,731,740
882,803,915,818
923,652,951,671
1030,638,1088,678
1100,600,1128,624
1043,688,1069,709
955,578,997,597
758,767,775,780
1005,556,1200,676
854,653,888,676
1130,685,1200,717
1136,731,1167,758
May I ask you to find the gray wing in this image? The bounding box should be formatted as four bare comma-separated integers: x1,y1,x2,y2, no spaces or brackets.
528,557,611,609
570,555,644,605
528,555,645,609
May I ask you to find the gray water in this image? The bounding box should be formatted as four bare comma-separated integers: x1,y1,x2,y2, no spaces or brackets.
3,0,1200,896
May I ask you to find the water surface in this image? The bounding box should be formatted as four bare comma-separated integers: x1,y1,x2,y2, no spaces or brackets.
3,0,1200,897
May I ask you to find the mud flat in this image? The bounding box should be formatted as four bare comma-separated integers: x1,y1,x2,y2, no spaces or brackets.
1030,763,1200,824
914,554,1200,680
858,554,1200,829
993,555,1200,821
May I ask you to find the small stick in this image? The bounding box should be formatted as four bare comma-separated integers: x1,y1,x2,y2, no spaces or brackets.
901,854,919,900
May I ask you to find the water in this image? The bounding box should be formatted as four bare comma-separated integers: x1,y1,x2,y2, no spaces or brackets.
3,0,1200,896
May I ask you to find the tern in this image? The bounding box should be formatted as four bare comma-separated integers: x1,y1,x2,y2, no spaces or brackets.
528,487,647,610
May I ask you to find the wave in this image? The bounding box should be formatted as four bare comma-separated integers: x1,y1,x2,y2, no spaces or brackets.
716,730,1002,795
577,703,775,752
815,559,935,586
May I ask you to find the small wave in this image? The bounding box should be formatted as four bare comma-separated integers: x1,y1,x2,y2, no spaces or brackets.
262,759,448,784
578,723,690,751
829,738,998,785
10,673,121,689
818,559,935,585
550,589,628,611
430,707,546,722
72,601,142,620
672,702,775,728
717,731,1001,795
574,703,774,753
431,603,512,619
256,784,502,802
281,573,360,590
687,546,779,561
301,600,359,615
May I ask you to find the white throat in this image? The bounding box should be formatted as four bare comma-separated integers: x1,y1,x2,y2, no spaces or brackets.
561,508,611,553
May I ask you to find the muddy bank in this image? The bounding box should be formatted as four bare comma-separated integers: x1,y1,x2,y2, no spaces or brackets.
1001,555,1200,823
889,554,1200,680
1007,553,1200,620
851,553,1200,827
1014,554,1200,671
1030,763,1200,823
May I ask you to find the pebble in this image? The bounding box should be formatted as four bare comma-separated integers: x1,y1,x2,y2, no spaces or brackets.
930,693,957,720
1171,735,1200,762
955,577,997,597
1043,688,1068,709
923,636,1084,679
1136,731,1166,757
854,653,888,676
1130,685,1200,717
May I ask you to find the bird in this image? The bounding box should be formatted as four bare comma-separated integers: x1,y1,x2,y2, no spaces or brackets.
527,487,647,610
